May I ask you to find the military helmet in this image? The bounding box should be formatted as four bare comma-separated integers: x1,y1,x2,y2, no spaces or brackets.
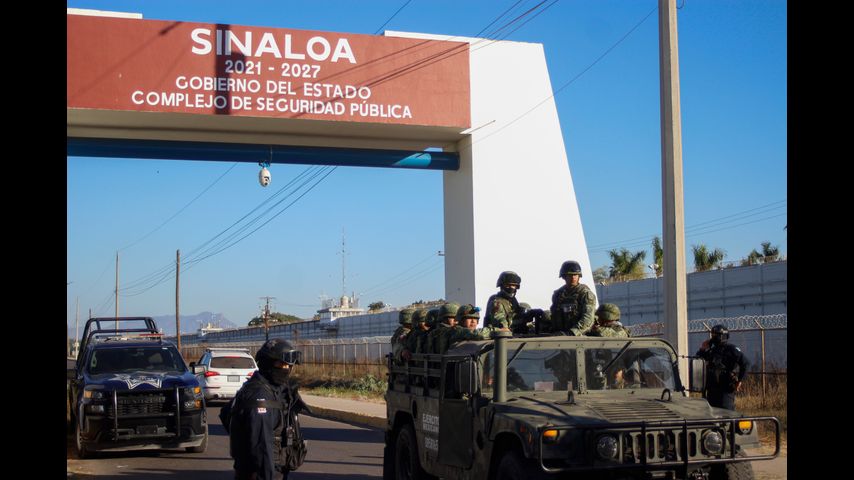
255,338,302,366
519,302,531,311
398,308,415,326
426,308,440,327
455,304,481,323
710,324,730,342
411,308,428,326
559,260,583,277
596,303,621,322
496,271,522,288
439,302,461,319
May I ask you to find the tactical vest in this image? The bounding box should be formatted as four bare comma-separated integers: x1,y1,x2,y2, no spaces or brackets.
231,381,307,472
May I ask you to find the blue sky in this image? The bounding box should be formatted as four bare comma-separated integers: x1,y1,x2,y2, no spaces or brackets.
67,0,787,330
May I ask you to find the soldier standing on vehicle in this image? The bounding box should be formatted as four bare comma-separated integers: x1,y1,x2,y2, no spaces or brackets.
484,271,528,330
695,325,749,410
391,308,414,364
226,338,310,480
588,304,629,338
547,260,596,335
428,302,460,353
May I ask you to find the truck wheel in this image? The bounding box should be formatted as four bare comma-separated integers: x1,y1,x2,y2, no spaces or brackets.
394,424,429,480
710,451,755,480
496,449,544,480
75,421,93,459
186,424,208,453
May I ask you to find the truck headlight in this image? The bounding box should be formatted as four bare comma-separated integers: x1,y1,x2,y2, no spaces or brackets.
83,389,105,399
596,435,619,459
702,431,724,455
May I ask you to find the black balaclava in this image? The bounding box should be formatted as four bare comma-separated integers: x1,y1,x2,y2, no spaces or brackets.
258,357,291,386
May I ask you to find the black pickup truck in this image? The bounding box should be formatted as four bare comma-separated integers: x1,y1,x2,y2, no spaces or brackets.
67,317,208,458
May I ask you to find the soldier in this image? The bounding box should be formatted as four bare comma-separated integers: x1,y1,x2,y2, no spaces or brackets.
390,308,415,364
417,308,440,354
548,260,596,335
401,308,429,361
588,303,629,338
428,302,460,354
485,271,528,330
695,325,749,410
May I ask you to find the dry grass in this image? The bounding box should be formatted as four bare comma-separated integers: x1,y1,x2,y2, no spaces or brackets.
737,372,787,448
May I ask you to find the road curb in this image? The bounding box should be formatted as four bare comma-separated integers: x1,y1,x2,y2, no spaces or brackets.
305,405,386,430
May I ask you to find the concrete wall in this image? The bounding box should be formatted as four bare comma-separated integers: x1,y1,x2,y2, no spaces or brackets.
596,261,787,325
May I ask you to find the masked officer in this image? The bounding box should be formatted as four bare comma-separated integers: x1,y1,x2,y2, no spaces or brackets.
485,271,530,330
228,338,310,480
695,325,749,410
588,303,629,338
548,260,596,335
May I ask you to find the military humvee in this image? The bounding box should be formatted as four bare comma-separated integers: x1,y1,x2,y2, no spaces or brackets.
383,331,779,480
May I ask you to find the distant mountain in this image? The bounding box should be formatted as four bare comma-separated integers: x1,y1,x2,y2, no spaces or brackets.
151,312,238,336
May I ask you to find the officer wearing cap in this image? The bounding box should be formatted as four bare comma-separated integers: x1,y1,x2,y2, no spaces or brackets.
588,304,629,338
548,260,597,335
484,271,528,330
227,338,309,480
695,325,749,410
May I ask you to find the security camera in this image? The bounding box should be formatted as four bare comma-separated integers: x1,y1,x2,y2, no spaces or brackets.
259,166,271,187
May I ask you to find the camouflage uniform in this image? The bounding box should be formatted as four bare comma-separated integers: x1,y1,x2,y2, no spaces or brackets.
485,272,526,329
417,308,440,354
405,309,429,356
549,283,596,336
391,308,415,364
429,303,460,353
588,304,629,338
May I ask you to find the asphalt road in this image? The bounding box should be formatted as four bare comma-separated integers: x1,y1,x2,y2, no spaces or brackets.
67,403,385,479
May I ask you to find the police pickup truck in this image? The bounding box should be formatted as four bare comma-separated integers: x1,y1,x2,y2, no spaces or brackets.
67,317,208,458
383,331,779,480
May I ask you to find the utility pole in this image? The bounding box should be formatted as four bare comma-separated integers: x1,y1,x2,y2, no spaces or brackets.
115,251,120,330
176,249,181,353
659,0,689,385
260,296,276,341
75,297,80,356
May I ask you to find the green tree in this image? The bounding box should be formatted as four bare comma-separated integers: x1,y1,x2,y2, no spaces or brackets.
368,301,386,311
741,249,763,266
692,244,726,272
760,241,780,263
593,266,610,284
607,248,647,282
248,312,302,326
651,236,664,277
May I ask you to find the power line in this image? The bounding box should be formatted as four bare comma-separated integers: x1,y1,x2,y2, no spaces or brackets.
374,0,413,35
587,200,787,250
119,162,239,251
360,251,443,295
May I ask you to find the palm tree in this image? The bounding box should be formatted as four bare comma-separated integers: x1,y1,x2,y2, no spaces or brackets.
692,244,725,272
760,241,780,263
608,248,647,282
741,249,763,266
651,236,664,277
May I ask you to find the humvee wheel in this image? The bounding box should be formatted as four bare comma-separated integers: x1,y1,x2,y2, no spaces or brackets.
496,449,545,480
710,451,755,480
395,423,429,480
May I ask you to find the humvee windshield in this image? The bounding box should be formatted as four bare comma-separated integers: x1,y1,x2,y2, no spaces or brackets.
481,344,676,394
88,346,187,375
